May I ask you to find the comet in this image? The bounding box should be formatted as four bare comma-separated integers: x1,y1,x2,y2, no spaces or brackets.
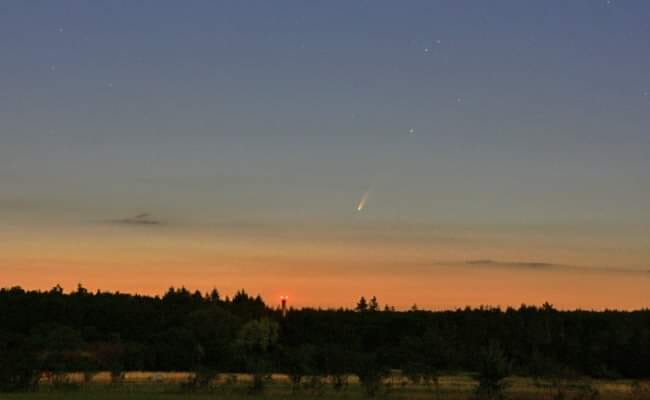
357,191,369,211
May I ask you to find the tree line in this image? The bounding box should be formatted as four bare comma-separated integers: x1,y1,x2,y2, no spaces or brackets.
1,285,649,393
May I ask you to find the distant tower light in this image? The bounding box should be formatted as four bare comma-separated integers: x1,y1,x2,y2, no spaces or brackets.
280,295,288,318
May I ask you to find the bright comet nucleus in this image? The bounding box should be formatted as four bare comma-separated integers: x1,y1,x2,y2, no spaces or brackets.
357,191,369,211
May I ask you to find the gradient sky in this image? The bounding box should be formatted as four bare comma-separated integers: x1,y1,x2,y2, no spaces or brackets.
1,1,649,310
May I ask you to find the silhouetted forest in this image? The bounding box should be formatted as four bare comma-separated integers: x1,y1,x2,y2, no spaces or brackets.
1,285,649,392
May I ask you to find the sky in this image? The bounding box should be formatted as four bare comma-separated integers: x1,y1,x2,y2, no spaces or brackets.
1,1,649,310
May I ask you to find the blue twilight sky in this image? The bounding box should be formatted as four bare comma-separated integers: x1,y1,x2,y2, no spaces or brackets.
1,1,649,308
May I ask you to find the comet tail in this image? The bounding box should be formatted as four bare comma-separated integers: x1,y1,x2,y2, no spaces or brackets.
357,191,369,211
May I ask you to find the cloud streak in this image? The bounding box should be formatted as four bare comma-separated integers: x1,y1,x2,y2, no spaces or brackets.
465,259,556,269
432,259,649,275
107,213,163,226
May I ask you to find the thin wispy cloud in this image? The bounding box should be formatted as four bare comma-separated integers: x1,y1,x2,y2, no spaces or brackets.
107,213,162,226
465,259,556,269
433,259,649,275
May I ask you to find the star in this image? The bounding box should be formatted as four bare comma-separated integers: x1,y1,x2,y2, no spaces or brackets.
456,97,462,103
424,48,429,53
436,39,442,44
409,128,415,134
58,27,64,33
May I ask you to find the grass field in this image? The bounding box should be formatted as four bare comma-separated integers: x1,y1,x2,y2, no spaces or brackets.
0,373,643,400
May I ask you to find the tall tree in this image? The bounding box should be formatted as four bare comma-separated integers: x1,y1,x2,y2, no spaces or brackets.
368,297,379,312
355,296,368,312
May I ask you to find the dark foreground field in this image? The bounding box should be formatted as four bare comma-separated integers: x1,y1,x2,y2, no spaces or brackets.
0,374,643,400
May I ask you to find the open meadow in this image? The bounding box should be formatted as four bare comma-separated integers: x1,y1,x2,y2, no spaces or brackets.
0,373,645,400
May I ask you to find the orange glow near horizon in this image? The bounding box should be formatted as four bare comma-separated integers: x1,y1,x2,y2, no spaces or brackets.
3,1,650,315
3,258,649,311
1,220,649,311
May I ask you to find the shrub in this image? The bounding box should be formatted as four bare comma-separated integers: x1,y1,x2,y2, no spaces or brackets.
221,374,239,395
303,375,326,396
283,345,311,393
249,372,271,394
110,370,125,385
630,382,650,400
181,367,217,392
403,361,439,392
355,358,388,398
474,342,511,400
0,332,40,392
331,374,348,393
573,383,600,400
289,373,303,393
544,367,580,400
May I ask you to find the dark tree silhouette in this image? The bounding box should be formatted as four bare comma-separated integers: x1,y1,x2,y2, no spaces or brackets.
1,284,649,395
355,296,368,312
